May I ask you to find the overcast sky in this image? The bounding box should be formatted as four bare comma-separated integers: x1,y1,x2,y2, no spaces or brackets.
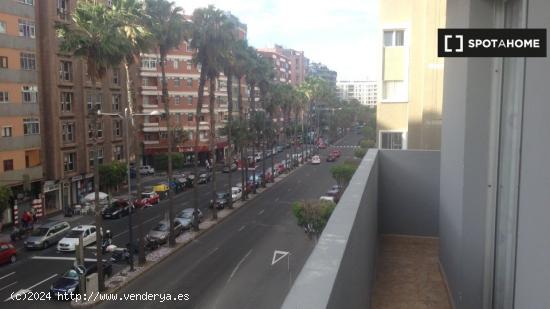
174,0,380,81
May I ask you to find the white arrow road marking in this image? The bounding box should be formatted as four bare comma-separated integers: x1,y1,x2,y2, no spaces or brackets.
227,249,252,283
271,250,290,266
258,209,265,215
238,225,246,232
0,272,15,281
4,274,57,301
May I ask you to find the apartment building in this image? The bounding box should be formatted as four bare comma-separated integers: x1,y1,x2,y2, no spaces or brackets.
259,45,308,86
336,80,377,107
376,0,445,150
37,0,129,213
0,0,42,224
257,48,292,85
307,62,337,88
138,16,247,164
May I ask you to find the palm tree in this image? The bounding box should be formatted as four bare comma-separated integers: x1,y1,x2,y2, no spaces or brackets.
143,0,188,247
191,5,235,220
56,1,129,291
111,0,152,266
256,57,274,187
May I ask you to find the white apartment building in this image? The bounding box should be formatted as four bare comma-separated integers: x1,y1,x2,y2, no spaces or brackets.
336,80,377,107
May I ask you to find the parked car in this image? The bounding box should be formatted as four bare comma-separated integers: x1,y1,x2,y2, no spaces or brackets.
0,242,16,264
276,145,284,153
24,220,70,250
331,149,341,158
236,182,252,195
141,191,160,205
326,154,337,162
146,220,183,244
222,162,238,173
50,262,113,299
176,208,203,229
254,152,262,162
319,196,335,203
198,170,212,184
326,187,342,203
231,187,243,201
311,155,321,164
57,225,99,252
101,200,133,219
210,191,230,209
139,165,155,175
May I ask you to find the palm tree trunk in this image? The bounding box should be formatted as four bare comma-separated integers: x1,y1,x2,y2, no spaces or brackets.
209,77,218,220
226,74,233,208
193,69,206,230
160,51,175,248
249,82,256,194
237,77,246,201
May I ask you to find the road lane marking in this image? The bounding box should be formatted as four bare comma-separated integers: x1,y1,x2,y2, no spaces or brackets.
0,272,15,281
0,281,17,292
227,249,253,283
5,274,57,301
208,247,218,256
238,225,246,232
258,209,265,215
31,256,98,262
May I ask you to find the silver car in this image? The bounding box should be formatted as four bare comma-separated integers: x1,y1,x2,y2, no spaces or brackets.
25,221,71,249
175,208,203,229
146,220,183,244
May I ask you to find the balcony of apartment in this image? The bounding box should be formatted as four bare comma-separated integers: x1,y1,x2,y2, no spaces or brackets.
0,102,39,117
0,165,43,186
0,135,41,152
282,149,451,309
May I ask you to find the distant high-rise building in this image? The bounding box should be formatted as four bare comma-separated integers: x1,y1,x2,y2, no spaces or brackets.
336,80,377,107
307,62,337,88
0,0,43,224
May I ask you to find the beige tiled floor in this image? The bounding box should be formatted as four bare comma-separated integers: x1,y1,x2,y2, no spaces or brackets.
372,235,452,309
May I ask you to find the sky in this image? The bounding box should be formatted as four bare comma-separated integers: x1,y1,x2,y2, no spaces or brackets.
174,0,380,81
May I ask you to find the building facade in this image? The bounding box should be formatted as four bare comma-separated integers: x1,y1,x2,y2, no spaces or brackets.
37,0,129,214
376,0,446,150
0,0,43,224
307,62,337,88
336,80,377,107
257,48,292,85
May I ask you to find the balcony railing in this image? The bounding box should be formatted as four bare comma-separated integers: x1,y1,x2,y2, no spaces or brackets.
282,149,446,309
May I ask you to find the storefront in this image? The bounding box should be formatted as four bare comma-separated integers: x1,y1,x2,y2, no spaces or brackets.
71,173,94,206
43,180,61,215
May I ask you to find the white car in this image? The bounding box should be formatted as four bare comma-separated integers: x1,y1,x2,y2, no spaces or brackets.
139,165,155,175
311,155,321,164
319,196,335,203
231,187,243,201
57,225,98,252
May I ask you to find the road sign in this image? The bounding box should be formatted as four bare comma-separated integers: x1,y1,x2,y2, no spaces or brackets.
271,250,290,266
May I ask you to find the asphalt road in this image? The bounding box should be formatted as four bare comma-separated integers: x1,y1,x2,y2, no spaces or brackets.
0,139,350,308
95,133,362,309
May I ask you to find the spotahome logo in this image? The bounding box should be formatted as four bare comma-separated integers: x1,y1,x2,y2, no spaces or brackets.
438,29,546,57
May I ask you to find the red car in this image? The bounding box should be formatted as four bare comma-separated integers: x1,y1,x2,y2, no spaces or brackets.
319,143,327,149
331,149,341,158
141,191,160,206
0,242,16,265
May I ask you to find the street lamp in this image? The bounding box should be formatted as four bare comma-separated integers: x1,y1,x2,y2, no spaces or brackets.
97,108,159,271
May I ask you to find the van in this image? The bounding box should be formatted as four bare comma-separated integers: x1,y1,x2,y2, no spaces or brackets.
25,220,71,250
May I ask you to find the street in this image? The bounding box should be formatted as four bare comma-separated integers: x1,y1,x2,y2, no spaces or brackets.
0,133,360,308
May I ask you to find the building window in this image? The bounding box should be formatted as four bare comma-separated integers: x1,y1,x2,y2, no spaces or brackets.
174,95,181,105
89,147,104,167
174,77,181,87
382,80,406,101
57,0,69,20
59,60,72,81
380,132,403,150
1,127,12,137
63,152,76,172
0,56,8,68
60,91,73,112
187,113,193,121
112,94,121,111
186,78,193,87
20,52,36,70
199,114,205,122
173,59,179,69
88,121,103,139
0,21,6,34
141,57,156,70
3,160,14,172
187,95,193,104
112,69,120,85
18,19,35,38
0,91,8,103
23,118,39,135
113,119,122,137
21,85,37,103
113,145,123,161
61,122,75,143
383,30,404,47
87,93,102,112
18,0,34,5
186,61,192,70
186,44,193,52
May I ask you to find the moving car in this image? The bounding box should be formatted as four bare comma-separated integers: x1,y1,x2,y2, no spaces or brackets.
146,220,183,244
141,191,160,205
0,242,16,264
311,155,321,164
49,262,113,299
101,200,133,219
139,165,155,175
210,191,230,209
175,208,203,229
331,149,341,158
222,162,238,173
24,220,70,250
57,225,98,252
198,169,212,184
326,154,337,162
231,187,243,201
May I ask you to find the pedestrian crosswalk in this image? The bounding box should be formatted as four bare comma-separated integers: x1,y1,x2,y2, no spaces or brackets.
330,145,360,148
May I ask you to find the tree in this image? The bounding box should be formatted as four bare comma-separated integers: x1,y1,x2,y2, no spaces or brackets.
256,56,274,187
0,186,12,231
56,1,130,291
143,0,188,247
330,162,358,188
292,199,335,234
